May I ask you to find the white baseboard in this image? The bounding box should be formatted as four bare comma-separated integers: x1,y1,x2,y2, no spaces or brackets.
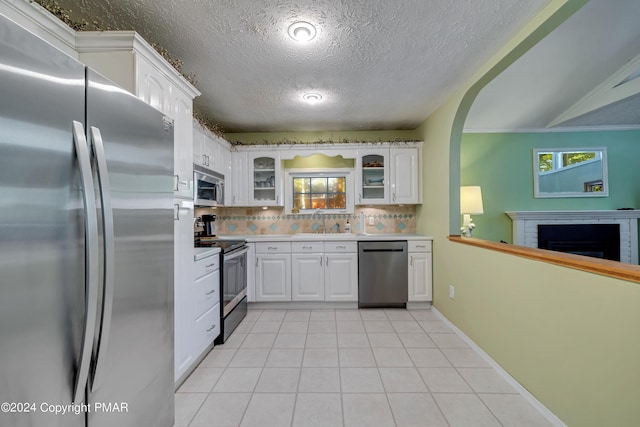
431,306,566,427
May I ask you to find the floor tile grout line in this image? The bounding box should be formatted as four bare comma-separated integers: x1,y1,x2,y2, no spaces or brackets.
181,308,549,427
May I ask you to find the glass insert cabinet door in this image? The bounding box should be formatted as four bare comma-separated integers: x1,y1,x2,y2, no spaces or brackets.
357,149,390,204
250,153,281,205
533,147,608,198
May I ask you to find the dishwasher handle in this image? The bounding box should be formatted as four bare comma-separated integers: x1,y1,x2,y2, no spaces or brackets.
358,241,408,253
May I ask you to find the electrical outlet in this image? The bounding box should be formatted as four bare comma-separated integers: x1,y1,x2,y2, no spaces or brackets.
449,285,455,299
368,215,375,225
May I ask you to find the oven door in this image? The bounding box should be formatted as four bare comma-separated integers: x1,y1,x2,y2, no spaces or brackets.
222,246,248,317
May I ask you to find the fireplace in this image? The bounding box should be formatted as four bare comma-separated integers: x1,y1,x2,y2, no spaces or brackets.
506,210,640,264
538,224,620,261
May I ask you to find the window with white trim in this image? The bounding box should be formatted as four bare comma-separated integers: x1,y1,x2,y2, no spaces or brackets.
285,169,355,214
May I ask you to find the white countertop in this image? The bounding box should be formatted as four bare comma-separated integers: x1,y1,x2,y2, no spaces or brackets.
194,246,221,261
216,233,432,242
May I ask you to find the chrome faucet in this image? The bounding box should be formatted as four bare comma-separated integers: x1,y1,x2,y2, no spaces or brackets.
312,209,326,234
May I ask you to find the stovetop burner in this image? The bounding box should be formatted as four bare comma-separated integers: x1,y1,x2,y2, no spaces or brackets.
195,237,247,253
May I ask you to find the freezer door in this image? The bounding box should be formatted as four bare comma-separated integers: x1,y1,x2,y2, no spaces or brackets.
0,14,86,427
85,69,175,427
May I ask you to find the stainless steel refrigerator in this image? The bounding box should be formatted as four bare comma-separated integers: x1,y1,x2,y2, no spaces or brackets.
0,14,174,427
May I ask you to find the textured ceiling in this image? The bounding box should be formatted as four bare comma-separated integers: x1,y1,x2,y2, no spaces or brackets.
55,0,547,133
465,0,640,131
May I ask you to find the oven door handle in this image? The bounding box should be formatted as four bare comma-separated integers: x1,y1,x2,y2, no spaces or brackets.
224,246,249,261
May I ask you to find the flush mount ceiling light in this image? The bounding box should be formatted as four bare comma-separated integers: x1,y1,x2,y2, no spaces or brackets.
288,21,317,42
302,93,323,104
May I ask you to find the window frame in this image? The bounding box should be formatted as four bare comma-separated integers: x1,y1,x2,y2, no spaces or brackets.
284,168,355,214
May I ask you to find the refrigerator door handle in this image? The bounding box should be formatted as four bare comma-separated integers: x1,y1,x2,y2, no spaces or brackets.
71,121,100,404
88,126,115,392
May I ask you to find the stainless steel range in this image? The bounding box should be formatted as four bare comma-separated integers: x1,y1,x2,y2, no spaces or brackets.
195,238,248,343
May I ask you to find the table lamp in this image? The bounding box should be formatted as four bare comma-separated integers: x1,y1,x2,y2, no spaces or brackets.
460,186,484,237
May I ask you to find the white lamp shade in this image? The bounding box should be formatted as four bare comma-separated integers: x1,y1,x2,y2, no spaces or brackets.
460,186,484,215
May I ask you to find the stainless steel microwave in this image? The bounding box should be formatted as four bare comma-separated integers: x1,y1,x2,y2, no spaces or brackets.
194,164,224,206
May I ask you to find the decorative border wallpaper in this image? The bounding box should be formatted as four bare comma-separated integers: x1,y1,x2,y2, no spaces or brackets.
195,206,416,236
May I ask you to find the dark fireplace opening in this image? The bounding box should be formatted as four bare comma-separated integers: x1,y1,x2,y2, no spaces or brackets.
538,224,620,261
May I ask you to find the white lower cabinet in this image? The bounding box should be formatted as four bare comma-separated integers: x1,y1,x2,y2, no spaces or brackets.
194,303,220,353
408,240,433,302
174,202,194,384
325,253,358,301
324,242,358,301
255,242,292,301
176,248,220,386
290,241,358,302
291,242,325,301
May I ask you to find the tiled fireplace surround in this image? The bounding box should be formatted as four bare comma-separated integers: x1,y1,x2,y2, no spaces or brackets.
506,210,640,264
195,206,417,236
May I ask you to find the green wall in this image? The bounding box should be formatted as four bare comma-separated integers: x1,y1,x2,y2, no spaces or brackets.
283,153,354,169
461,130,640,242
417,1,640,426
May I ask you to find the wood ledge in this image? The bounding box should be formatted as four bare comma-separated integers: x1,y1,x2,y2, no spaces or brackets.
448,236,640,284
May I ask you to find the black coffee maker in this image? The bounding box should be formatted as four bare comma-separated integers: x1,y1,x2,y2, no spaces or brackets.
201,214,216,236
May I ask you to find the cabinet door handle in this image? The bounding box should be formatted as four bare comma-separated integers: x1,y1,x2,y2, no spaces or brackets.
359,193,362,202
416,244,426,248
268,246,277,251
303,246,312,250
173,204,180,220
206,324,216,332
205,263,215,268
206,290,215,295
337,245,346,249
393,192,397,202
255,258,259,268
320,256,323,266
174,174,179,191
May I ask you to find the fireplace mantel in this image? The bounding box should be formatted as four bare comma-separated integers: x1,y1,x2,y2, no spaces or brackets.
506,210,640,264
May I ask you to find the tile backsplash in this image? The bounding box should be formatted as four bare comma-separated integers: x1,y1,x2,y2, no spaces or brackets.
195,206,416,236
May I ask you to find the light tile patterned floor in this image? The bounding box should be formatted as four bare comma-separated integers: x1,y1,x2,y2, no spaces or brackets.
175,309,554,427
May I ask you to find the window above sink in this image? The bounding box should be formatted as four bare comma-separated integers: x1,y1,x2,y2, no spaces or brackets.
284,169,355,214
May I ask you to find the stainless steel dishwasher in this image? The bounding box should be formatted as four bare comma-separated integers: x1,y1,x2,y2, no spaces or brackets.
358,241,408,308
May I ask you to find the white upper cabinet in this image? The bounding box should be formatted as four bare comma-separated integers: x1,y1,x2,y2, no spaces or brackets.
76,31,200,199
218,142,232,204
172,89,194,198
390,147,422,204
248,152,283,206
193,125,205,166
194,122,227,175
230,151,249,206
356,148,390,205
